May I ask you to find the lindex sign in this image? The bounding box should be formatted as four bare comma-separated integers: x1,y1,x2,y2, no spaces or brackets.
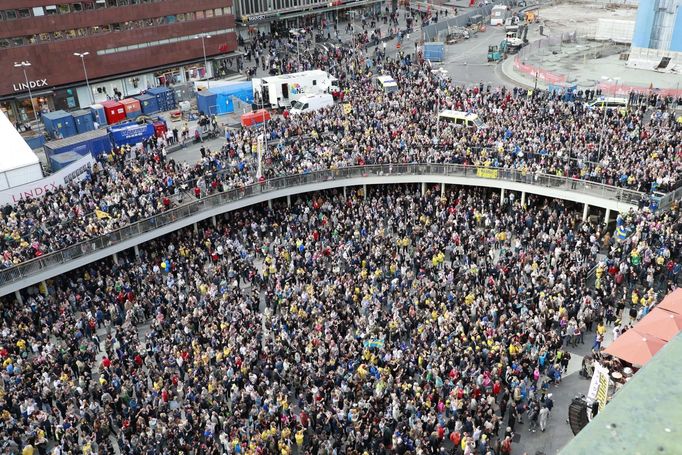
13,79,48,92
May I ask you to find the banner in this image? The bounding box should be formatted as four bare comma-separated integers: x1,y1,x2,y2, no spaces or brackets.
0,154,95,206
476,168,499,179
586,362,610,410
108,123,155,147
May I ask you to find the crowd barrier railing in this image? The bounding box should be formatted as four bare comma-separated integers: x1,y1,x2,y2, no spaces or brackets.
0,164,644,291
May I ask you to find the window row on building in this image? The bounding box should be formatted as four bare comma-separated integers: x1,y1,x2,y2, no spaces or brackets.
96,27,235,55
0,7,234,48
236,0,330,17
0,0,167,21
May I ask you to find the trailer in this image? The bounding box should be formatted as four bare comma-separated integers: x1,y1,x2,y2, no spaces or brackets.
252,70,339,109
490,5,510,26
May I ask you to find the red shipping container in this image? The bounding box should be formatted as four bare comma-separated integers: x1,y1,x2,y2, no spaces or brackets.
241,109,271,127
120,98,142,115
101,100,127,124
153,121,167,138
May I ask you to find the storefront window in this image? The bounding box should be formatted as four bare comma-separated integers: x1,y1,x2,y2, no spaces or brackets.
1,103,16,125
155,68,182,86
16,98,36,124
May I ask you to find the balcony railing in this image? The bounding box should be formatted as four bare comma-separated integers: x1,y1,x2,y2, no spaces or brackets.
0,164,644,291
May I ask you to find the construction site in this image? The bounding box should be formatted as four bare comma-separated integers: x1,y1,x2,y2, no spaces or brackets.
501,0,682,94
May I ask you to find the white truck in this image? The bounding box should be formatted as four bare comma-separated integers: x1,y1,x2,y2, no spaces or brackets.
252,70,339,109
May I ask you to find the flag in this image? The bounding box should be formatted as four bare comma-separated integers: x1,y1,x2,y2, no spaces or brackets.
363,339,385,349
614,225,627,242
95,210,111,220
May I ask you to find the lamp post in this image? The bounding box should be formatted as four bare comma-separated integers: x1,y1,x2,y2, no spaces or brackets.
196,34,212,89
596,75,612,162
13,61,39,123
256,133,264,180
73,52,94,105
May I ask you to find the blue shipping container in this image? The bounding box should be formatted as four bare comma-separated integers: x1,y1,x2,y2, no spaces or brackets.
24,134,46,150
424,42,445,62
147,87,176,111
43,128,113,160
72,109,95,134
196,91,217,115
42,110,77,139
108,122,156,147
49,151,85,171
89,104,107,126
135,94,160,114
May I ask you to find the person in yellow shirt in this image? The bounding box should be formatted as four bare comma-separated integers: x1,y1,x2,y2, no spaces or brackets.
596,322,606,336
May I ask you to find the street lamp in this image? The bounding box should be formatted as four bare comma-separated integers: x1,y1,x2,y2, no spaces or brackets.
196,34,212,89
13,61,39,123
73,52,94,105
596,75,612,162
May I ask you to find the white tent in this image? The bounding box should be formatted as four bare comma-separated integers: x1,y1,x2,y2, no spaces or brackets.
0,110,43,191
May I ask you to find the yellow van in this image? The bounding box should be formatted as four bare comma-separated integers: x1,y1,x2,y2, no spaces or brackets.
438,110,486,129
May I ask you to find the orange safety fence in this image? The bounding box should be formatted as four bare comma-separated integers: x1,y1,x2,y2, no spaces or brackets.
513,56,567,85
598,82,682,98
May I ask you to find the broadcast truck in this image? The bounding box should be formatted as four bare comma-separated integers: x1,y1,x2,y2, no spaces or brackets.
252,70,340,110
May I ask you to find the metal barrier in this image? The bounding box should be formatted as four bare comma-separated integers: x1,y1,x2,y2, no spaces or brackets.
0,164,643,290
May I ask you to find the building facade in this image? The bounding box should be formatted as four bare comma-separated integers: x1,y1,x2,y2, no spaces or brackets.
236,0,384,35
0,0,237,125
628,0,682,70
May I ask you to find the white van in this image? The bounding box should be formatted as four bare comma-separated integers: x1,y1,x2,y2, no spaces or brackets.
375,75,399,93
438,110,486,129
587,97,629,113
289,93,334,115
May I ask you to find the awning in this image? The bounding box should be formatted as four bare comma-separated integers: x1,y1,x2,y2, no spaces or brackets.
635,307,682,342
603,329,666,367
657,288,682,314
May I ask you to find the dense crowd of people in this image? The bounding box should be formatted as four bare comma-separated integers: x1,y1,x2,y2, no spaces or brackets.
1,53,680,269
0,9,681,455
6,184,673,454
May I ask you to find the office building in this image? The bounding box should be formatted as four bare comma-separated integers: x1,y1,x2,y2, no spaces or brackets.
0,0,237,125
628,0,682,70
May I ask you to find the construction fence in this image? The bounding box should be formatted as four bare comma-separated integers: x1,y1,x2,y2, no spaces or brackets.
421,2,511,42
513,31,577,85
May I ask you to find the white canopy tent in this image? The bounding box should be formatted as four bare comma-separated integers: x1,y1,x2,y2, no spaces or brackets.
0,110,43,191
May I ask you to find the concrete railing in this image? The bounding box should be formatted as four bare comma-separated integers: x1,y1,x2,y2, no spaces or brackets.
0,163,643,296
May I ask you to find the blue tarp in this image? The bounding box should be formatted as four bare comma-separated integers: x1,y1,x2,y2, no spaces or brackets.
108,122,155,146
207,81,254,115
424,42,445,62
